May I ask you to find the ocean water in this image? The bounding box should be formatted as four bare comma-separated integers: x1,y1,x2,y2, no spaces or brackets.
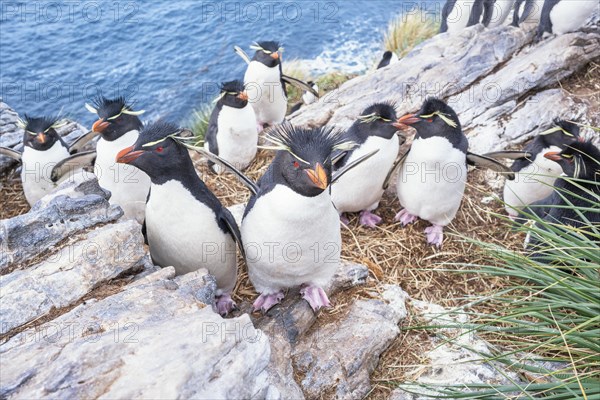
0,0,441,127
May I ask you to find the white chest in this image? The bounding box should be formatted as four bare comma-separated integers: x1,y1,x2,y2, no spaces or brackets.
487,0,516,27
21,141,70,205
215,104,258,171
550,1,597,34
331,135,400,212
244,61,286,124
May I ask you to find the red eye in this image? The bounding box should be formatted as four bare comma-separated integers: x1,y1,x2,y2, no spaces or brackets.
156,146,163,153
293,161,300,169
426,118,433,123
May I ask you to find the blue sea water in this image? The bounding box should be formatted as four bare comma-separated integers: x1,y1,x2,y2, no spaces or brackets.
0,0,441,127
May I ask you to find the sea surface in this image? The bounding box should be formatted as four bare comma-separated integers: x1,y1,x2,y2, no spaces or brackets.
0,0,440,126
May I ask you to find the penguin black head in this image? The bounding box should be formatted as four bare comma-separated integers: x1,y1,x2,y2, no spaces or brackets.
115,121,189,182
353,102,399,140
86,96,144,141
266,124,354,197
539,119,580,149
545,140,600,181
219,80,248,109
251,41,282,68
18,115,66,151
394,97,462,139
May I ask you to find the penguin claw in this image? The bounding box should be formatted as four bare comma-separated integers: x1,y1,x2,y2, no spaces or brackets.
394,209,418,226
359,210,382,228
216,294,237,316
253,291,285,313
424,225,444,248
300,285,330,312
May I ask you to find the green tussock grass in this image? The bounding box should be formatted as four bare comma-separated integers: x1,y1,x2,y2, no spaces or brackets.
383,11,438,58
188,103,212,143
395,173,600,399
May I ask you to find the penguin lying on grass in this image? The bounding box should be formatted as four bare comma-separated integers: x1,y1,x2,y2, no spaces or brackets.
523,140,600,254
331,102,404,227
485,119,579,219
189,124,377,313
0,115,96,205
290,81,319,114
116,121,242,315
204,80,258,174
234,41,319,131
387,98,514,248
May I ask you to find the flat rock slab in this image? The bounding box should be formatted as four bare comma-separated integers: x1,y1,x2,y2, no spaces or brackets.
0,268,272,399
0,219,145,335
0,178,123,271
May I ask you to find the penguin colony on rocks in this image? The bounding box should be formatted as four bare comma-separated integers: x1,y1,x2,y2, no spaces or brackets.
1,2,598,316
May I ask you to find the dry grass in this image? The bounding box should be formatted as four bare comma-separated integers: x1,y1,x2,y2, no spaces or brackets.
383,11,438,58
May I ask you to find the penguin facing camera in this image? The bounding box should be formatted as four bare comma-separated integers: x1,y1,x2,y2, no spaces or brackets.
116,121,242,316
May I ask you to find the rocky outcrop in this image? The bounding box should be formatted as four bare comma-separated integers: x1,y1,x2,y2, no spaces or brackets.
290,21,600,151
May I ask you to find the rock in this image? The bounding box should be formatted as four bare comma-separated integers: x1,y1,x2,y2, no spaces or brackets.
290,24,600,152
0,101,92,176
0,219,145,335
0,177,123,272
292,285,408,399
0,268,272,399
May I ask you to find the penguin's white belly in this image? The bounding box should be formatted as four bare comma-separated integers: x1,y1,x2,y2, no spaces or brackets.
396,137,467,226
331,135,400,213
549,1,597,34
503,147,562,216
242,186,340,293
488,0,516,27
21,142,71,206
146,180,237,292
213,104,258,173
95,131,150,223
446,1,474,32
244,62,287,125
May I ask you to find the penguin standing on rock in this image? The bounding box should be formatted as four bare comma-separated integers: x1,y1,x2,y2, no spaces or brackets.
440,0,486,33
331,102,403,227
83,96,151,223
391,98,514,247
483,0,517,28
116,121,241,315
485,119,579,219
0,115,96,206
511,0,544,27
234,41,319,132
204,80,258,173
536,0,598,40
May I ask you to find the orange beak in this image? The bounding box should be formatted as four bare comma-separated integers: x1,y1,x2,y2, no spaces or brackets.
271,52,279,60
116,146,144,164
237,92,249,101
306,163,328,190
92,119,110,133
393,114,420,129
37,133,47,144
544,151,561,161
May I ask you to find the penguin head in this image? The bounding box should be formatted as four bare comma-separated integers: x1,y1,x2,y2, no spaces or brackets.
266,124,354,197
354,102,399,140
250,41,282,68
219,80,248,109
115,121,188,180
18,115,66,151
382,51,393,62
539,119,580,149
544,140,600,181
394,97,461,139
85,96,144,141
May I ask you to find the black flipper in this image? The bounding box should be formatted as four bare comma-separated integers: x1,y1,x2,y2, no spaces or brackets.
281,75,320,98
382,149,410,190
536,0,560,41
68,130,99,154
440,0,457,33
50,151,96,182
467,0,486,26
483,150,533,160
481,0,496,26
519,0,536,24
290,102,303,114
220,207,245,259
0,146,22,162
331,149,379,185
466,152,516,180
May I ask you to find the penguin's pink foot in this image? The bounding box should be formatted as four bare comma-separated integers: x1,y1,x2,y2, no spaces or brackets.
253,291,285,313
425,224,444,248
340,213,350,225
300,285,330,312
216,293,237,316
395,209,418,226
359,210,382,228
